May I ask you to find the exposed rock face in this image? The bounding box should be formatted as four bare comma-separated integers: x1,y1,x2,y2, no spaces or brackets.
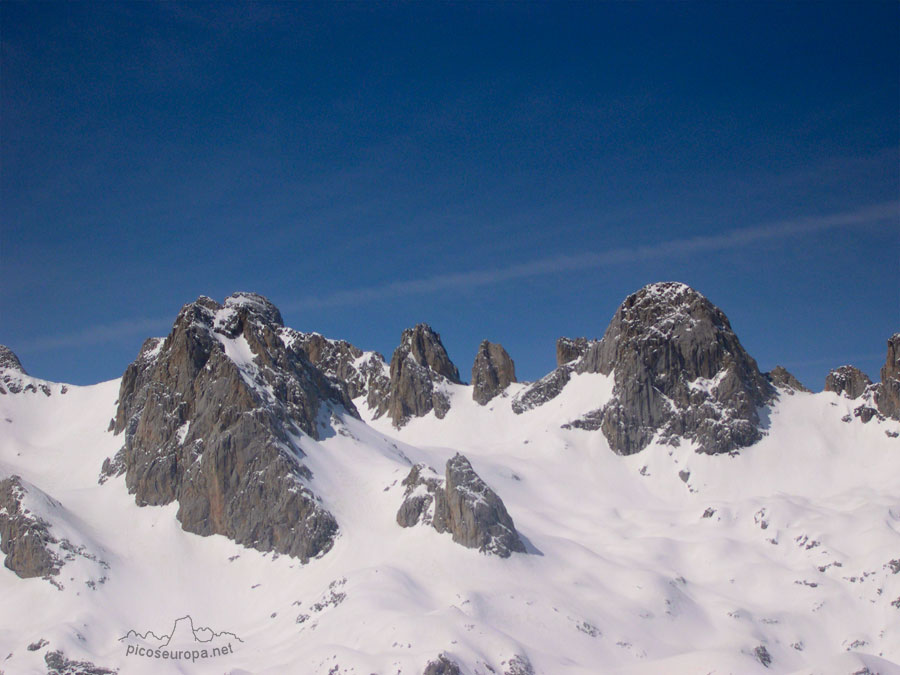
112,292,356,562
0,345,25,373
472,340,516,405
423,654,462,675
384,324,462,427
825,365,872,400
876,334,900,420
397,454,525,558
0,476,61,579
556,337,590,367
395,464,443,528
512,337,599,414
290,332,390,405
0,345,55,396
767,365,811,393
45,650,117,675
578,282,774,455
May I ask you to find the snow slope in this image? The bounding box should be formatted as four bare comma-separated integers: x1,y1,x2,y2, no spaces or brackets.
1,367,899,674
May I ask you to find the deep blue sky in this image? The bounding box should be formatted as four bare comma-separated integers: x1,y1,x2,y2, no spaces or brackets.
2,2,898,389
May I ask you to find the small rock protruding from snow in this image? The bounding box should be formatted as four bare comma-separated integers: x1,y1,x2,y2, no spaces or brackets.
423,654,462,675
471,340,516,405
397,453,526,558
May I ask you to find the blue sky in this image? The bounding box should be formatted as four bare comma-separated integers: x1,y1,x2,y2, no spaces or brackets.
2,2,897,389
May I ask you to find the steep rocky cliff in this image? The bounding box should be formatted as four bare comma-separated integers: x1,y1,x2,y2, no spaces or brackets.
110,293,356,562
471,340,516,405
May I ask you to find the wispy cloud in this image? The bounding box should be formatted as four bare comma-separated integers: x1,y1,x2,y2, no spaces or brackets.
285,201,898,310
16,317,171,354
15,201,896,353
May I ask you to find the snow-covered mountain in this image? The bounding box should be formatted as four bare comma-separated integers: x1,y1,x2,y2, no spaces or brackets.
1,283,899,675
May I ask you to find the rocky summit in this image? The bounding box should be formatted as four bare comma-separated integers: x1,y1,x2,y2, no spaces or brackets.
767,365,810,394
876,334,900,420
471,340,516,405
824,365,872,400
381,324,462,427
570,282,774,455
109,292,357,562
397,453,526,558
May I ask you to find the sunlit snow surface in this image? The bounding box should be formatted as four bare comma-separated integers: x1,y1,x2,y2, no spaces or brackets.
1,370,899,674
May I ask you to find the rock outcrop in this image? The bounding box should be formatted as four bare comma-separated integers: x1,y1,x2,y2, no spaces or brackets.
876,334,900,420
556,337,590,367
0,345,56,396
0,345,25,373
423,654,462,675
0,476,61,579
111,292,356,562
381,324,462,426
571,282,774,455
825,365,872,400
397,454,525,557
472,341,516,405
511,337,599,414
767,365,810,394
290,332,390,405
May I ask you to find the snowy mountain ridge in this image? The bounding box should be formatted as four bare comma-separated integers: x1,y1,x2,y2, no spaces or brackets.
1,282,899,675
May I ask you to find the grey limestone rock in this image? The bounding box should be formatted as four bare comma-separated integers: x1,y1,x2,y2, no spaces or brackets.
512,337,600,414
767,366,810,393
0,345,52,396
876,334,900,420
0,344,25,373
385,324,461,427
45,650,117,675
0,476,61,579
472,340,516,405
825,365,872,400
290,332,390,405
397,454,525,558
556,337,590,367
423,654,462,675
582,282,774,455
395,463,443,528
112,292,354,562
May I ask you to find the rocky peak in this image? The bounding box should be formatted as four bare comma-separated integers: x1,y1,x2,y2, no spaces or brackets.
0,345,25,374
573,282,773,455
767,365,811,394
216,292,285,335
0,345,57,396
385,324,461,427
824,365,872,400
471,340,516,405
109,293,353,562
876,334,900,420
400,324,461,383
